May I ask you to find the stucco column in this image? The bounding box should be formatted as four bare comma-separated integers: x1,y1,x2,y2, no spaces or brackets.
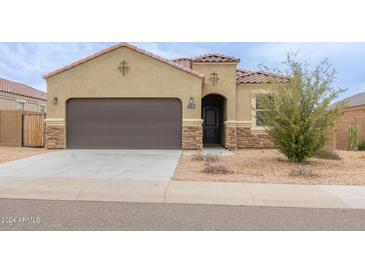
182,119,203,150
45,118,65,149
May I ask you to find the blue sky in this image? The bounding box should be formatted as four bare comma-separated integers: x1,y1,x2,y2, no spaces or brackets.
0,42,364,100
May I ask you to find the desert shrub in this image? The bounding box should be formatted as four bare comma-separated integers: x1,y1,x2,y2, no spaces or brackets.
348,122,359,151
357,140,365,151
289,166,317,177
314,150,341,160
192,153,219,163
203,163,230,174
204,154,219,163
258,54,345,163
191,153,205,161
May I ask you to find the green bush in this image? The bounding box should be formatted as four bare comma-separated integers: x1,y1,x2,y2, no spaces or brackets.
258,54,345,163
358,140,365,151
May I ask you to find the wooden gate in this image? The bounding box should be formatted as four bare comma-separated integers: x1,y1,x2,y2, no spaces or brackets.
22,114,46,147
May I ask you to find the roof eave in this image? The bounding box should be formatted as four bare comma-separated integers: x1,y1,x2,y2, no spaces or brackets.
43,43,204,80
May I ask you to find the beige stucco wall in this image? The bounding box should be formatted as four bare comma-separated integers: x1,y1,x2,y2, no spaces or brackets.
46,47,203,123
192,63,237,121
190,63,272,126
236,84,252,122
0,91,46,112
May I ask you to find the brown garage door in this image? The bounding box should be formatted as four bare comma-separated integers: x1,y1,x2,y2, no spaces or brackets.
66,98,182,149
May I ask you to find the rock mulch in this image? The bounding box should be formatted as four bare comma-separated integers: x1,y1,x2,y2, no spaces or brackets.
173,149,365,185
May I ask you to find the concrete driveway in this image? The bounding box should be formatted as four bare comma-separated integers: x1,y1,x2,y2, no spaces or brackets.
0,150,181,181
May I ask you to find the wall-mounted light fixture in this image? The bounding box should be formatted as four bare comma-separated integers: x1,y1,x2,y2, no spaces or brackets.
187,97,196,109
52,97,58,105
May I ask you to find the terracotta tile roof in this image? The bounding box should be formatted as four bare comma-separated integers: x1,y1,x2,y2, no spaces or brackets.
171,58,192,69
236,69,288,84
172,57,191,62
0,77,47,101
192,53,240,63
43,43,204,79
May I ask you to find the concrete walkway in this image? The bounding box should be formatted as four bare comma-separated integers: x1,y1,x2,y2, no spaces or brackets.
0,176,364,209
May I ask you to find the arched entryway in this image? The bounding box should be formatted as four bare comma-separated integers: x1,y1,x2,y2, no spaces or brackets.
201,94,225,146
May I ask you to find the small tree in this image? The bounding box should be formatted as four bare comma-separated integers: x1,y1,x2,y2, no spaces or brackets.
258,54,345,163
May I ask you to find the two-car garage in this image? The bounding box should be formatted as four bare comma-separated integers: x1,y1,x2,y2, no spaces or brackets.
43,43,204,150
66,98,182,149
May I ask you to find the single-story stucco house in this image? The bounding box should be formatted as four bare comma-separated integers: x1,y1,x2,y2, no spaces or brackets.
335,92,365,150
0,77,47,112
43,42,284,150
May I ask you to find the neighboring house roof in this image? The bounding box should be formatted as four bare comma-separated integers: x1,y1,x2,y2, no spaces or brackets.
236,69,288,84
172,54,240,64
0,77,47,101
339,92,365,108
192,53,240,63
43,43,204,80
172,58,192,69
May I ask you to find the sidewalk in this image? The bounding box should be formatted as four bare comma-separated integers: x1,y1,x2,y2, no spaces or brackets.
0,176,364,209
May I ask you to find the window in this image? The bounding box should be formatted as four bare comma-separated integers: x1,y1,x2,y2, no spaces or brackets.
255,94,271,127
17,102,25,110
39,105,46,112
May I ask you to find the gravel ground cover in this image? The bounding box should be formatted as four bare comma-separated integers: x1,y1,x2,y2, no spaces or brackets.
0,147,49,164
173,149,365,185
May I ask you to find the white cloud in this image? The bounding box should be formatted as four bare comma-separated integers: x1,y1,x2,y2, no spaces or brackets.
248,43,365,68
0,42,115,91
0,42,209,91
134,42,209,59
134,43,181,59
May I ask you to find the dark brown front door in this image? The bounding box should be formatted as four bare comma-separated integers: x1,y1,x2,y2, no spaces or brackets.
203,107,221,144
66,98,182,149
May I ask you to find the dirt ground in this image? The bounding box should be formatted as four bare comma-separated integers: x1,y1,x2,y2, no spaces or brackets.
0,146,49,164
173,149,365,185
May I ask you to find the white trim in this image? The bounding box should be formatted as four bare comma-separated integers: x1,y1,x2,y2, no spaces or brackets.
236,120,252,128
45,118,64,126
223,120,252,127
182,119,203,126
251,126,268,135
223,120,238,126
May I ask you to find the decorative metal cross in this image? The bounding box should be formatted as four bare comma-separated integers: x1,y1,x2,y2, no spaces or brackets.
209,72,219,86
118,60,129,76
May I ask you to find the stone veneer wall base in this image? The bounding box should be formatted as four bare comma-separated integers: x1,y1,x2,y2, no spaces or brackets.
46,126,65,149
182,125,203,150
223,125,237,149
237,127,274,148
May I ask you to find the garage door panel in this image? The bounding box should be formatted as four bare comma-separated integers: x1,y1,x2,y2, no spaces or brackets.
66,98,182,149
